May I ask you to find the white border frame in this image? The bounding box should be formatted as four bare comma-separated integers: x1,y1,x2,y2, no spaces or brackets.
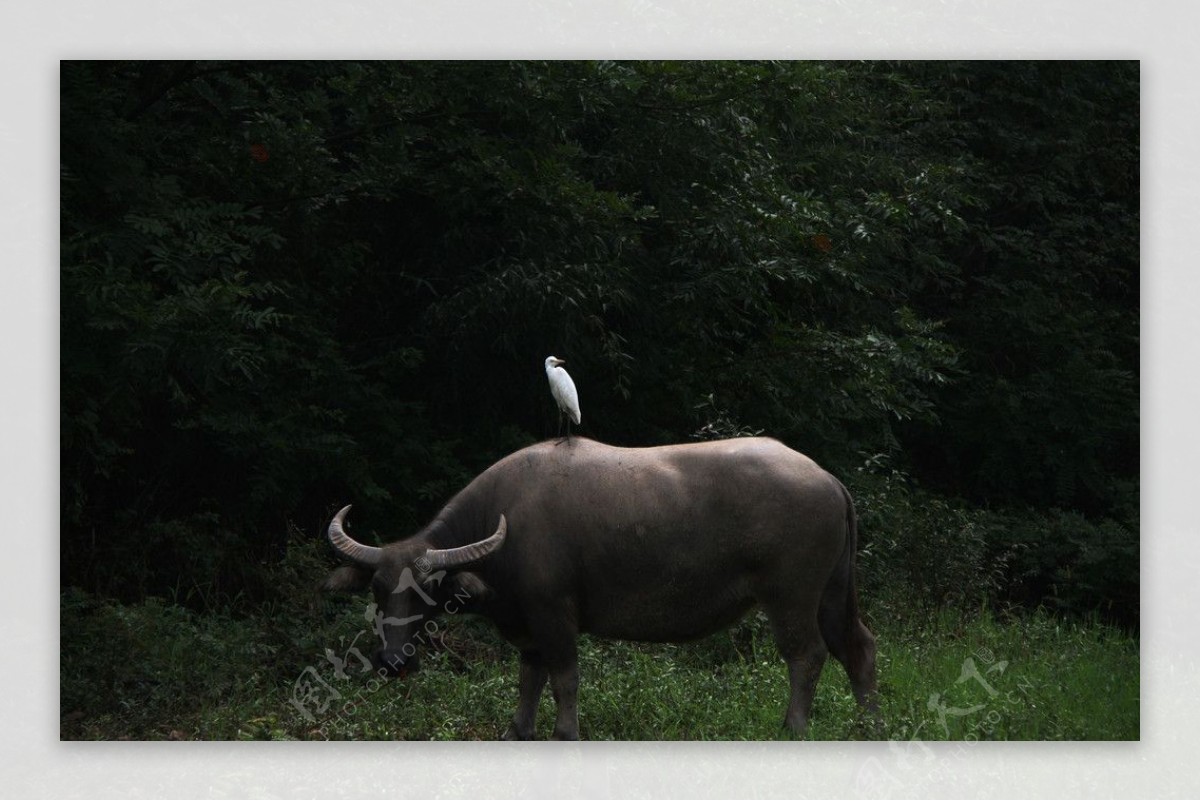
7,1,1190,796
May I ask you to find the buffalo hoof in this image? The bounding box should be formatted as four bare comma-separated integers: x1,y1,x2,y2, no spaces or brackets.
501,724,535,741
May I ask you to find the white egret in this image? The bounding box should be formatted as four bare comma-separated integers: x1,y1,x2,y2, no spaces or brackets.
544,355,581,441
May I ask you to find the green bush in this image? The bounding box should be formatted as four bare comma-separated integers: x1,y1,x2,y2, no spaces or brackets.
849,463,1006,621
846,458,1137,630
983,508,1138,628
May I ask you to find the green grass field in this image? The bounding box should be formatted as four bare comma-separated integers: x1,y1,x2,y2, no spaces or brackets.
61,590,1138,741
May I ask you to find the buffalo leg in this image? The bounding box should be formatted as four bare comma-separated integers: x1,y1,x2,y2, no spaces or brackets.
502,651,548,740
524,608,581,739
547,657,580,740
782,641,829,734
821,607,881,729
767,608,829,735
841,619,881,730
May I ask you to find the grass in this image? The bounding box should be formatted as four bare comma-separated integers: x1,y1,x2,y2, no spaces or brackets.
61,588,1138,741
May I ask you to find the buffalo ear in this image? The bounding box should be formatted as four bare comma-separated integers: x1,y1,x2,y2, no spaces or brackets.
322,565,372,593
449,571,493,600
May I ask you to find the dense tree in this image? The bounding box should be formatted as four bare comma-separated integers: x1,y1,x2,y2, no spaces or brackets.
60,61,1137,622
896,62,1139,516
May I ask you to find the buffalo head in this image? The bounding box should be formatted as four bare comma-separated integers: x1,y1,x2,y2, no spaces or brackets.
320,505,506,676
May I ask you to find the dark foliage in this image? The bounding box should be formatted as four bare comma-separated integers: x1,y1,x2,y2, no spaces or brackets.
60,61,1137,626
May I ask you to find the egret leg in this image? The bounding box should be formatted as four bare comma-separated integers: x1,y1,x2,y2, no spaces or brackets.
555,412,572,445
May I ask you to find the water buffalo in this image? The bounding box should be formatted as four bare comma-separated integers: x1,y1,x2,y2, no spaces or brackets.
322,436,878,739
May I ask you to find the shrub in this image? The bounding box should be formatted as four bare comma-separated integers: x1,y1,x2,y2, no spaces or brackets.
849,462,1006,622
983,508,1138,628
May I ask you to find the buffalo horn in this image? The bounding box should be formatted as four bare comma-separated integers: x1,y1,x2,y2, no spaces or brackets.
424,515,508,569
326,505,382,567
